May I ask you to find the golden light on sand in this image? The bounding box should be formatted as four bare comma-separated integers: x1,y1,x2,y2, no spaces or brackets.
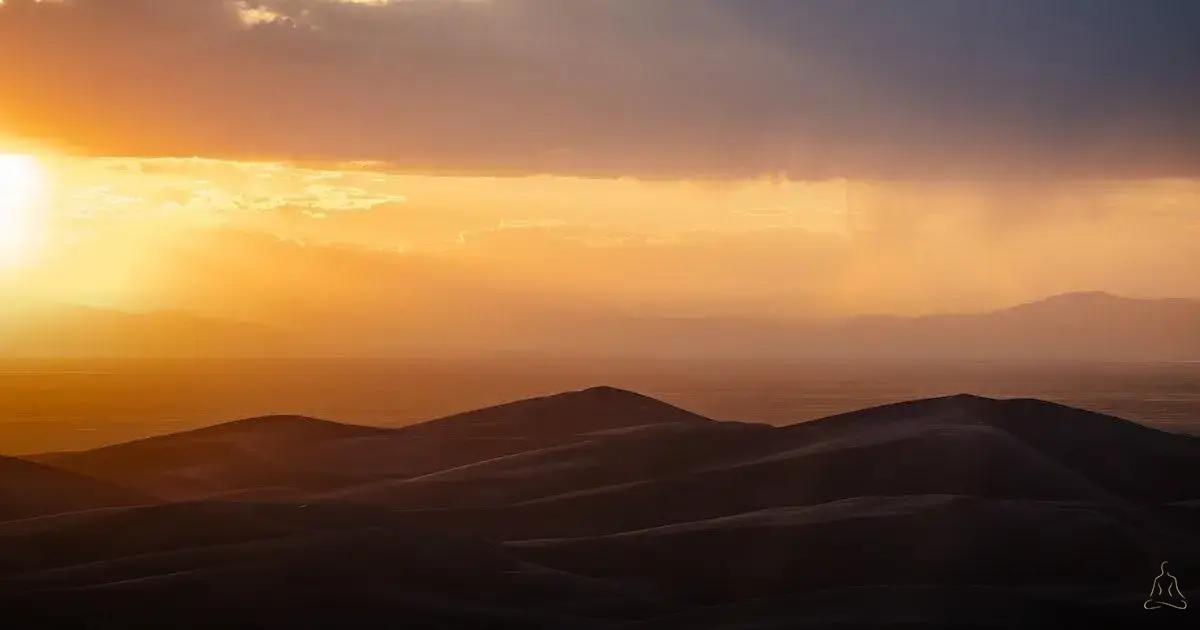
0,153,43,264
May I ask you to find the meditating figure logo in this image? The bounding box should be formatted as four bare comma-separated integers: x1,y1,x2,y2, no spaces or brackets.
1144,561,1188,610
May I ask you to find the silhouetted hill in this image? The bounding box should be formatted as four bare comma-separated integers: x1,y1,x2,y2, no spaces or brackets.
406,386,712,437
0,456,146,520
32,416,390,500
7,389,1199,628
30,387,717,501
785,394,1200,503
320,386,732,493
373,394,1193,541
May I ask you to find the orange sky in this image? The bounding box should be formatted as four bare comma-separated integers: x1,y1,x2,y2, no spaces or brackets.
2,148,1197,323
1,1,1198,357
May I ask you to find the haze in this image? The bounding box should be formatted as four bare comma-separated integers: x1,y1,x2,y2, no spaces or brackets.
1,0,1198,359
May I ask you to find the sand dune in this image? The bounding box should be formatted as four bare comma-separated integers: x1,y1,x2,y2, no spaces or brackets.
31,415,391,499
6,388,1198,627
31,387,722,500
0,455,147,521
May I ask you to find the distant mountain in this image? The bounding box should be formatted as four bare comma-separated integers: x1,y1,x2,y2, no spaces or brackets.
3,291,1196,360
9,388,1200,628
829,292,1200,360
573,292,1200,360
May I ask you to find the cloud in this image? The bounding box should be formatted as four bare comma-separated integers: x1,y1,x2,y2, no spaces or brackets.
25,152,1200,322
1,0,1197,178
232,2,292,27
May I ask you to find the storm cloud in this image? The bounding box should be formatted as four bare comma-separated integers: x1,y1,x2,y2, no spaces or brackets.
2,0,1198,178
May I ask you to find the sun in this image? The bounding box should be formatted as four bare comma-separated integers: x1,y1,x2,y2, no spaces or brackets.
0,153,44,264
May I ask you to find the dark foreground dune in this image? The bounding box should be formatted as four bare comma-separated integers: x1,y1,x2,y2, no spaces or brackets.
0,455,147,521
3,387,1198,628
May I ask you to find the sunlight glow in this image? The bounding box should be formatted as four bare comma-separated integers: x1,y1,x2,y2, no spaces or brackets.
0,153,44,264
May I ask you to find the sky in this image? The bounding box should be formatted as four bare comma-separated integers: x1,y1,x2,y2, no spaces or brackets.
0,0,1198,356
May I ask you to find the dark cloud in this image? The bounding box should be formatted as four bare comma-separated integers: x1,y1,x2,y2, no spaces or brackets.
2,0,1198,178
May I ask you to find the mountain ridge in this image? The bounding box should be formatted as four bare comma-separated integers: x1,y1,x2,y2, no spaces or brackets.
4,291,1197,360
